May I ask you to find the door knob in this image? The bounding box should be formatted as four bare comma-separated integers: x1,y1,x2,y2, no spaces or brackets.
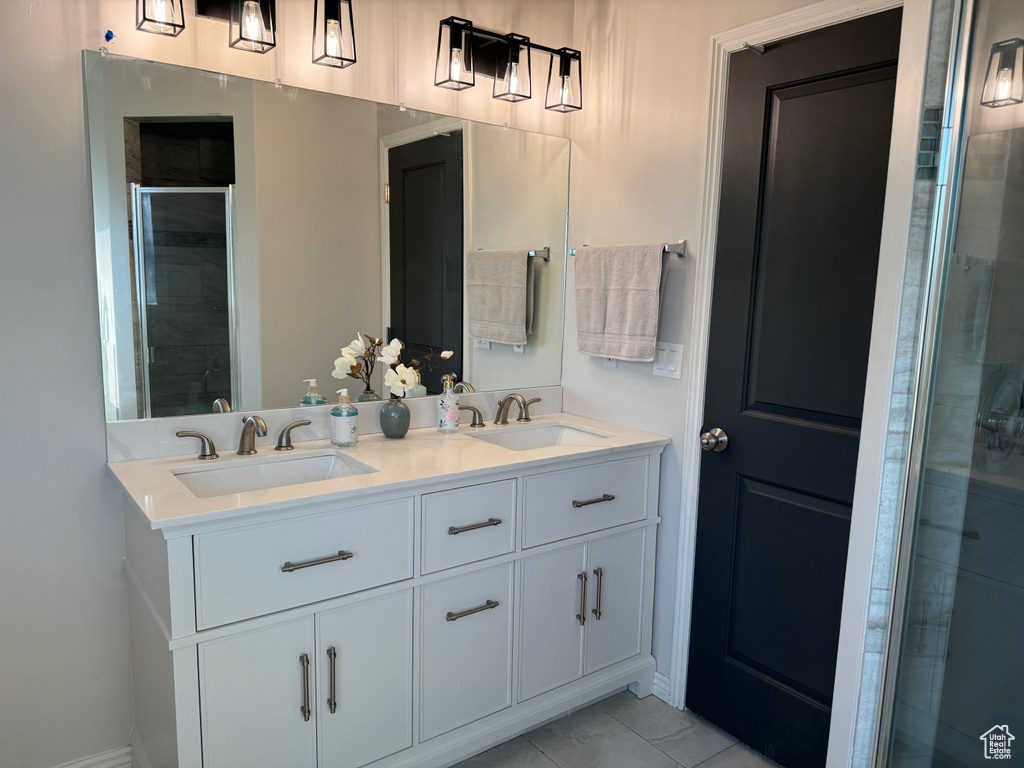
700,428,729,452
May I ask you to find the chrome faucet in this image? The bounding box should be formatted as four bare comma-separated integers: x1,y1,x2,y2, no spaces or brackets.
237,415,268,455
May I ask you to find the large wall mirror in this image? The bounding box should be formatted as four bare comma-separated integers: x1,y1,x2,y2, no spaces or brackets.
84,50,569,421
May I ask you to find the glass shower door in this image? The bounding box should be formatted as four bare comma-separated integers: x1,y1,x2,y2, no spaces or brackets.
131,186,236,418
886,3,1024,763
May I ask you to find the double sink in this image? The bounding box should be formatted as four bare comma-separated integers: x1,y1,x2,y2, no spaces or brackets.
173,422,608,499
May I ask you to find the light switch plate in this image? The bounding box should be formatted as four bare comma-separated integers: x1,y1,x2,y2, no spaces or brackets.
653,343,683,379
474,339,491,350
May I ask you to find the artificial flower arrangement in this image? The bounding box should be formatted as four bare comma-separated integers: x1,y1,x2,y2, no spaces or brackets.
381,341,456,398
331,333,386,401
332,333,456,400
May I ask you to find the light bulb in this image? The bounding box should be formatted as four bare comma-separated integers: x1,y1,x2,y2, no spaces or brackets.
996,67,1014,102
325,18,342,59
508,61,520,95
241,1,266,49
560,74,573,107
152,0,174,31
450,47,463,82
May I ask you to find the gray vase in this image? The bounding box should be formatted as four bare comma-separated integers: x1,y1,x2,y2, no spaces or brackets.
379,397,411,439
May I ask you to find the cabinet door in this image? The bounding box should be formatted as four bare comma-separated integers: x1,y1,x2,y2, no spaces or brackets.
518,544,587,701
420,563,514,740
585,528,645,674
200,616,316,768
318,590,413,768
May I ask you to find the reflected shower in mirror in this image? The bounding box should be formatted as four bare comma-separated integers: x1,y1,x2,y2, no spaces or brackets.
84,50,569,421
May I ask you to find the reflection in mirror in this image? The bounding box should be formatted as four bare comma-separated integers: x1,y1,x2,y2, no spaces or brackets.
84,51,570,422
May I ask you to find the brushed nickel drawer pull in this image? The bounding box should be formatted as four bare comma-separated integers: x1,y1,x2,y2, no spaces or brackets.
576,571,588,626
446,599,500,622
572,493,616,508
299,653,311,722
281,550,354,573
592,567,604,620
327,647,338,714
448,518,502,535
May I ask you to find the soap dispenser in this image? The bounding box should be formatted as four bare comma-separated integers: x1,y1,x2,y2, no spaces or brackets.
300,379,328,406
437,374,460,433
331,389,359,447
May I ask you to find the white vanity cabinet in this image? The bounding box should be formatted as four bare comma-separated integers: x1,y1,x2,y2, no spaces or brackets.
119,435,666,768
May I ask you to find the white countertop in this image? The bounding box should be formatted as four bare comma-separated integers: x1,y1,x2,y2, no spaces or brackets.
108,413,669,531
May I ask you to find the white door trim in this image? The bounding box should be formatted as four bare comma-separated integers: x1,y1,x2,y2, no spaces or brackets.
668,3,928,768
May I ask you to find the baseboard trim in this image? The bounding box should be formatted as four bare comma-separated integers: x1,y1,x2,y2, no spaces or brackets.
130,728,152,768
50,746,132,768
652,671,673,705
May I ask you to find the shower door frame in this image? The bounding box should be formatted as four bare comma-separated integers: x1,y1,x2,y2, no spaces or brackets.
130,184,239,419
873,0,977,763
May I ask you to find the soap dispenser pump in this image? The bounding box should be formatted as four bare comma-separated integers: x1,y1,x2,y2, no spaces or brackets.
300,378,328,406
331,389,359,447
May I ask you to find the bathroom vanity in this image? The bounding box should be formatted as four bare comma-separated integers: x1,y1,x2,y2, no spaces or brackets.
110,413,668,768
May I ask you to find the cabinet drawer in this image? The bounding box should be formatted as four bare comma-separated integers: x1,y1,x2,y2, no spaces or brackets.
421,480,516,574
522,457,648,547
420,563,513,740
195,498,414,628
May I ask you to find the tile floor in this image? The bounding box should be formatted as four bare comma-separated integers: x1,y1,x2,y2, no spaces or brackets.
453,691,778,768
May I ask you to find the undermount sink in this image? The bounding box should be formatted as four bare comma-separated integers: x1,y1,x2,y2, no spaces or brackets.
470,422,609,452
173,450,377,498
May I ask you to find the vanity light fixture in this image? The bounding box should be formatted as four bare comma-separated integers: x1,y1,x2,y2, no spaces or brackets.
545,47,582,112
434,17,475,90
982,38,1024,107
312,0,356,68
230,0,276,53
494,33,531,102
433,17,582,111
136,0,184,36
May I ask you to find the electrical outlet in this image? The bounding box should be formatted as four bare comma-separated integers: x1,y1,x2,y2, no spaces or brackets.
513,344,525,354
653,343,683,379
603,357,619,369
474,339,491,350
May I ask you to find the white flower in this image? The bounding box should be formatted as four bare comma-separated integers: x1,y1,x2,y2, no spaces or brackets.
440,350,454,359
377,338,404,367
384,364,419,397
342,333,367,361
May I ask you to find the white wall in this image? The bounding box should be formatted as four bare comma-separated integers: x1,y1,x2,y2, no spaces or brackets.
0,4,136,768
0,2,575,767
563,0,826,682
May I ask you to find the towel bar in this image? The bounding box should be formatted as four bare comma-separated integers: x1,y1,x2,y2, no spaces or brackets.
569,241,686,257
475,247,550,262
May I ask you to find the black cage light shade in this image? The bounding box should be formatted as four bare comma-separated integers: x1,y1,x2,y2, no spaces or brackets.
545,48,582,112
494,33,532,102
435,17,475,90
136,0,185,36
230,0,276,53
982,38,1024,108
312,0,356,68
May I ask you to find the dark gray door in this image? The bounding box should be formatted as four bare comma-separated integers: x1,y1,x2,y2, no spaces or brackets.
686,11,901,768
388,132,463,393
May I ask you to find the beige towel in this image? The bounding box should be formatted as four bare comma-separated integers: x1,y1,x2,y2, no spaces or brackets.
466,249,535,345
575,244,666,362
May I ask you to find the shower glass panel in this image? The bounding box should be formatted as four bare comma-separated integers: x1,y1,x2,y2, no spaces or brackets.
131,186,235,418
887,2,1024,765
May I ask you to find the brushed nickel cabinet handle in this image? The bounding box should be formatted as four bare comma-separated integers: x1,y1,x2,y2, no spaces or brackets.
299,653,311,722
446,600,500,622
281,550,353,573
327,647,338,714
592,567,604,620
448,518,502,535
572,493,615,508
576,572,588,626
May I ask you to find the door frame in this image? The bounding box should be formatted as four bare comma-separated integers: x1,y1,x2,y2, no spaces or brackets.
667,2,932,767
378,117,473,378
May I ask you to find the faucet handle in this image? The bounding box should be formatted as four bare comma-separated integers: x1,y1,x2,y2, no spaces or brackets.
176,431,219,460
518,397,542,423
276,420,312,451
459,406,486,428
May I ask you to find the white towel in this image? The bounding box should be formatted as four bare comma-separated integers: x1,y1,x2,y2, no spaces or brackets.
574,243,667,362
466,249,535,346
